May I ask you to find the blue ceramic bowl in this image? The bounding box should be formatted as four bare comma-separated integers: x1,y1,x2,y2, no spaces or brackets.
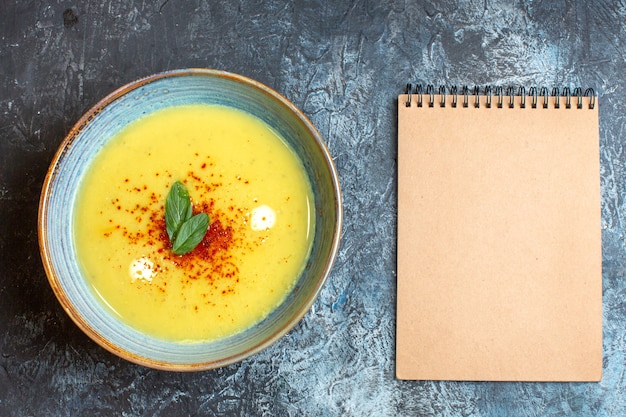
38,69,342,370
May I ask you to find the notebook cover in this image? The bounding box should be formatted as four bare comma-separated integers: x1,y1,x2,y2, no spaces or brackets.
396,94,602,381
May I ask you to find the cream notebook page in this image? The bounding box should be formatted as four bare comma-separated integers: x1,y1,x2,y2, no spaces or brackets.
396,88,601,381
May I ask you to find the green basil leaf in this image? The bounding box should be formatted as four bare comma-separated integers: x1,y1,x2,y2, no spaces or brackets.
172,213,209,255
165,181,193,241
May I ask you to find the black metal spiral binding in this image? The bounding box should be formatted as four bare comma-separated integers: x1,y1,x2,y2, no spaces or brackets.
462,86,470,108
416,84,423,107
529,87,538,109
574,87,582,109
404,84,597,110
439,85,446,107
426,85,435,108
564,87,571,109
405,83,412,107
585,88,596,109
473,86,480,108
495,86,504,108
507,86,515,108
450,86,458,108
552,87,560,109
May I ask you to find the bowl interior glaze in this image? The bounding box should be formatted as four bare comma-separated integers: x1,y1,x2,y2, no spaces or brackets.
38,69,342,370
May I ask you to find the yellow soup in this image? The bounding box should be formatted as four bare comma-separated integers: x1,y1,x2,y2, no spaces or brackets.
73,104,315,342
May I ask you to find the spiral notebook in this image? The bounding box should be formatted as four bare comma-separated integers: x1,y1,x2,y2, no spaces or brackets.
397,86,602,381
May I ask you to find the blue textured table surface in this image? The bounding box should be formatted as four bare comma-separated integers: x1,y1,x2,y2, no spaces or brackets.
1,1,625,416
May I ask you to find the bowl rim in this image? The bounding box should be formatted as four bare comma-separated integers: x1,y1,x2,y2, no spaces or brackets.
38,68,343,371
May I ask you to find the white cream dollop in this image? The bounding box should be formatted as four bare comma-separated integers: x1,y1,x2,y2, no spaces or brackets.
250,205,276,231
129,257,157,282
